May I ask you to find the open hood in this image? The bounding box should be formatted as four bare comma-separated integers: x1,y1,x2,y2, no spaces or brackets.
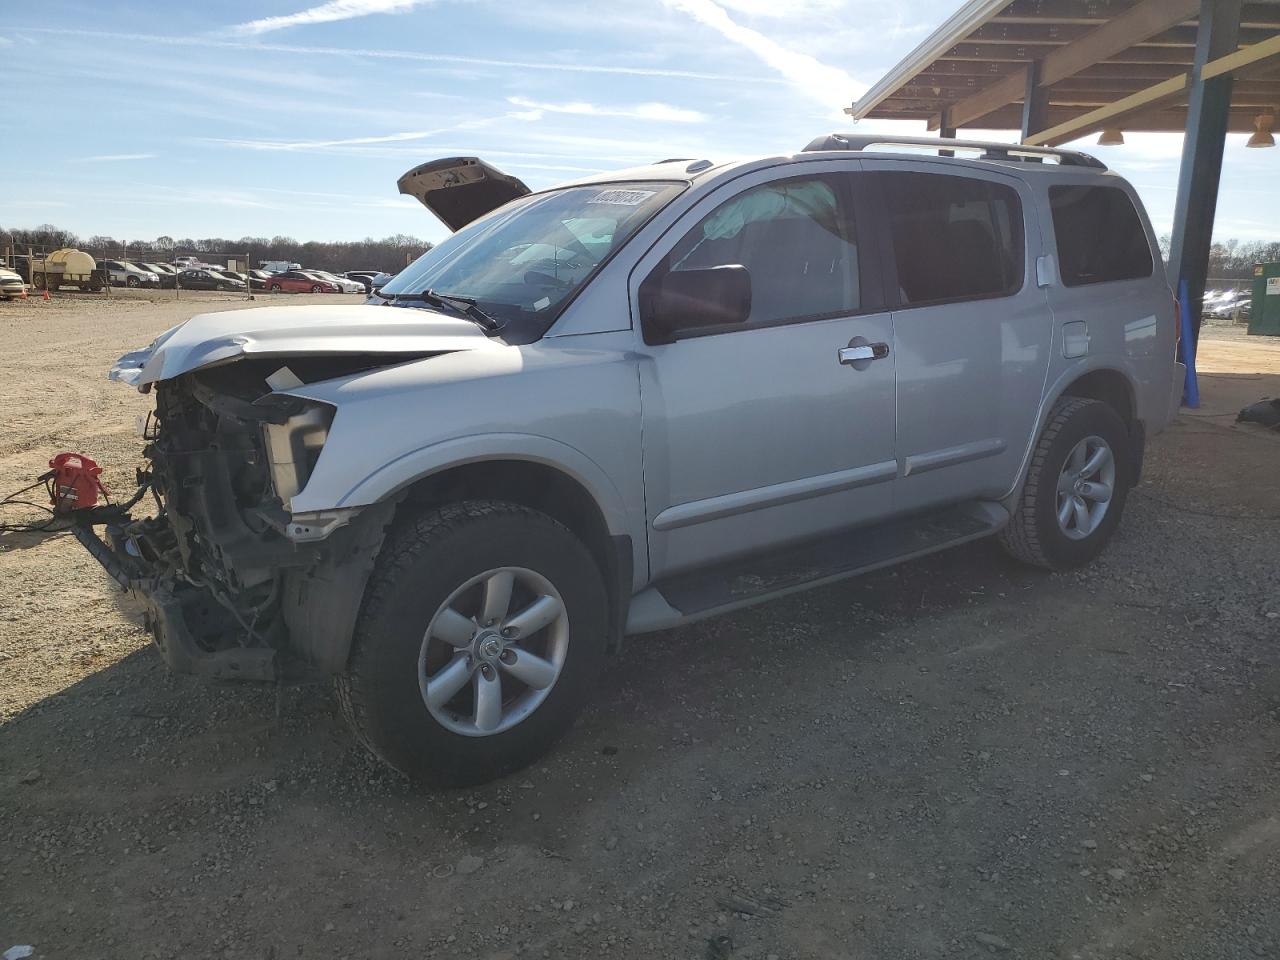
110,303,499,387
397,157,530,232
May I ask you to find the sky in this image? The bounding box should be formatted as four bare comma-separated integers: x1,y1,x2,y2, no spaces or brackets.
2,0,1276,247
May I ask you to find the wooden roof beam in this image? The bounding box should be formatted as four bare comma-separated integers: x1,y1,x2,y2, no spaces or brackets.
943,0,1198,129
1024,32,1280,145
937,44,1197,65
1026,75,1191,145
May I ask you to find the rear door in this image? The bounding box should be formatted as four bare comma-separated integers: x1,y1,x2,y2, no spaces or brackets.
860,160,1053,510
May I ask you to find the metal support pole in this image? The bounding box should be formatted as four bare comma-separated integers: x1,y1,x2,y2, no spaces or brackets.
1167,0,1242,339
1020,60,1050,145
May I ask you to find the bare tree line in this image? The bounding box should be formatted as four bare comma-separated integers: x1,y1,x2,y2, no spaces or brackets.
8,224,1278,280
2,224,433,273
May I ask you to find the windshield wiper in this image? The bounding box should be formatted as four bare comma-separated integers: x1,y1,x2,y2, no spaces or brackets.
381,288,499,331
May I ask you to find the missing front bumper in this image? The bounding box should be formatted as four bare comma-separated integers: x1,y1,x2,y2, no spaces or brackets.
70,499,396,682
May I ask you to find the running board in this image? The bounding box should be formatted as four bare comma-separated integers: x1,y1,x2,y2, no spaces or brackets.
625,501,1008,635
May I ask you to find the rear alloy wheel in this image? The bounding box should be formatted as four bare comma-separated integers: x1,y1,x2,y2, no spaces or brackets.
337,500,607,786
311,283,322,293
999,397,1132,570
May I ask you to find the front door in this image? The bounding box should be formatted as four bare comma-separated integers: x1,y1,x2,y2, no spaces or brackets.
632,162,898,579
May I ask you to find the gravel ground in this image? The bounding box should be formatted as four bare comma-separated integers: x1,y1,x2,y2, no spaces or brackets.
1,296,1278,960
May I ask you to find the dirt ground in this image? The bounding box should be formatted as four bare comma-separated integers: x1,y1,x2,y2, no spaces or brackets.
2,295,1278,960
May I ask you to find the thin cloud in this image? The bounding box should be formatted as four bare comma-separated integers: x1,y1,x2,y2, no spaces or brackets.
230,0,433,36
715,0,844,15
0,35,13,46
20,28,785,84
199,109,543,152
507,97,707,124
75,153,156,162
662,0,863,112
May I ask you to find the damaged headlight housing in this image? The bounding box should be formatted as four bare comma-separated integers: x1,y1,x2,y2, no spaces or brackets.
260,401,335,508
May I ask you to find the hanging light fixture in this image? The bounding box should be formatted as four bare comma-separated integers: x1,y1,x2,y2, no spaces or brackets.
1097,128,1125,146
1247,113,1275,148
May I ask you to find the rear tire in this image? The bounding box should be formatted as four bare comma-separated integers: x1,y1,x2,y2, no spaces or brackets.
311,283,322,293
337,500,608,786
999,397,1132,571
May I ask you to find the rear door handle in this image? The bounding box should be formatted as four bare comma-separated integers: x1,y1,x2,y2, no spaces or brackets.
838,342,890,365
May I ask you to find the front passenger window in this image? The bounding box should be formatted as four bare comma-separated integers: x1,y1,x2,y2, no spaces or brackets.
658,174,860,328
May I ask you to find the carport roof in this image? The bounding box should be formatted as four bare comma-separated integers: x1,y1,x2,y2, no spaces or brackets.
847,0,1280,146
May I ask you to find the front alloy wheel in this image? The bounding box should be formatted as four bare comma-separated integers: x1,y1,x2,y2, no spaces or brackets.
421,567,569,736
337,500,607,786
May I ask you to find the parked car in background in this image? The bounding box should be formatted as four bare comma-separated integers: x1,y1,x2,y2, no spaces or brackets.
136,262,177,288
309,270,363,294
177,268,246,292
1204,291,1250,320
344,270,382,293
265,270,338,293
1203,289,1242,315
104,260,161,288
0,265,26,299
247,269,274,291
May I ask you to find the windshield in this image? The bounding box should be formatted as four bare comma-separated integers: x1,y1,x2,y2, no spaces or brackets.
380,181,684,333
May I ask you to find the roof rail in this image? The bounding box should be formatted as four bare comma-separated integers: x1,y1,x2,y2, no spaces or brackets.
803,134,1107,170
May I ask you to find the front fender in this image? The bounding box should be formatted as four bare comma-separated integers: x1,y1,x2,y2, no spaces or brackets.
312,432,633,538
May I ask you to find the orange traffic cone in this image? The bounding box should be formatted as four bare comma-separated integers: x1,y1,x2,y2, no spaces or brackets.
41,288,50,301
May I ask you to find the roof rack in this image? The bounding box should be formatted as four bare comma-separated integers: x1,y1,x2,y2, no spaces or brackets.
802,134,1107,170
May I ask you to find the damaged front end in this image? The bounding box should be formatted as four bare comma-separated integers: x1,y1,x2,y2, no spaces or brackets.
79,357,398,682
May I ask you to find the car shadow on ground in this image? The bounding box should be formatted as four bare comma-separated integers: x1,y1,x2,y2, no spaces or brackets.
3,534,1036,794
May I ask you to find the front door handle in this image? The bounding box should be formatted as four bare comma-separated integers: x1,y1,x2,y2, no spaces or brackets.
838,342,890,365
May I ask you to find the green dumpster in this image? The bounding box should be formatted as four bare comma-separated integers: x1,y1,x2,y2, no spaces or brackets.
1248,261,1280,336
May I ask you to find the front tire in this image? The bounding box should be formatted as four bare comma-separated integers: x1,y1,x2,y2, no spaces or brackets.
270,283,282,292
337,500,608,786
999,397,1132,571
310,283,322,293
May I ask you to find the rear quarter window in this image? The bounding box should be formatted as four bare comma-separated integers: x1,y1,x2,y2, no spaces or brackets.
1049,185,1153,286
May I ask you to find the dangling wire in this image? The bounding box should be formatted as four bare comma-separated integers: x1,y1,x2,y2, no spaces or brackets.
0,476,67,534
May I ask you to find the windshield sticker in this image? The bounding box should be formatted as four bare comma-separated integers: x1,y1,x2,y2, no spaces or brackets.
588,189,656,206
534,296,551,310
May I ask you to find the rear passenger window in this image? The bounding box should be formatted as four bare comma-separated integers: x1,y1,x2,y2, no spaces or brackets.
662,174,861,326
880,172,1024,306
1049,185,1153,286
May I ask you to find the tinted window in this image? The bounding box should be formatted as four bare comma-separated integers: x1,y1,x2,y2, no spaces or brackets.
1049,185,1153,286
660,174,860,326
879,172,1024,306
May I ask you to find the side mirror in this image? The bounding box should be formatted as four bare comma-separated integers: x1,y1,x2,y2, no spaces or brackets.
641,265,751,344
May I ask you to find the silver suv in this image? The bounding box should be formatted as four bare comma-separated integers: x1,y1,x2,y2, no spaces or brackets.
89,137,1182,785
